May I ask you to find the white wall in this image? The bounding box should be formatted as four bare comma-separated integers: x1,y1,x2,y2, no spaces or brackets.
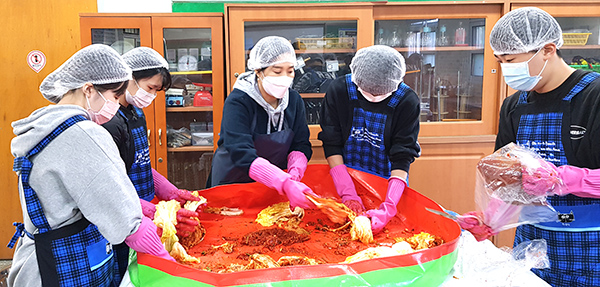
97,0,172,13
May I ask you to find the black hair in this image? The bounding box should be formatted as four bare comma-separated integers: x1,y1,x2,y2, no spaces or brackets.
132,67,172,91
94,81,129,97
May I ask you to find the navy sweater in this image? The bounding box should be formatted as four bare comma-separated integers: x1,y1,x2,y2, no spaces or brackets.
216,88,312,174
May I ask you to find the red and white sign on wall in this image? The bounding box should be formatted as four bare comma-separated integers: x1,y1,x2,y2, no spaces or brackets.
27,50,46,73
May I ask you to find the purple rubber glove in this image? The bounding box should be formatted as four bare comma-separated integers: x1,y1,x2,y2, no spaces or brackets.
152,168,200,205
176,209,199,238
249,157,317,210
330,164,365,214
140,199,156,220
287,151,308,181
366,177,406,234
125,217,175,262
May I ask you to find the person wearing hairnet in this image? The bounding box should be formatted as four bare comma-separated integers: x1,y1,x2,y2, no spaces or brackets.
208,36,316,210
7,44,174,287
319,45,421,234
481,7,600,286
101,46,201,285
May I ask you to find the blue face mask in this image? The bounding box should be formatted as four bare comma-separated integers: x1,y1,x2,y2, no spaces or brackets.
500,49,548,91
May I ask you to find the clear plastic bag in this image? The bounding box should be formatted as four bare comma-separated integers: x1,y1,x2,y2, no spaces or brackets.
446,232,550,286
474,143,561,233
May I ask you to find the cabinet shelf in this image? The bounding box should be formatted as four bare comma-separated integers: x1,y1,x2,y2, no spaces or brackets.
561,45,600,50
394,46,484,52
296,48,355,54
167,145,213,152
301,93,325,98
166,106,213,112
170,70,212,75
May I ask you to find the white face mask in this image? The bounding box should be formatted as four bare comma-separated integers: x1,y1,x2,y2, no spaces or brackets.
260,72,293,99
500,49,548,91
357,87,393,103
126,80,157,108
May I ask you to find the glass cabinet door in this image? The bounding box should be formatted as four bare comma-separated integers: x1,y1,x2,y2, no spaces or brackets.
373,4,502,137
244,20,358,125
375,18,486,122
79,16,157,161
228,5,373,143
152,16,224,190
554,17,600,73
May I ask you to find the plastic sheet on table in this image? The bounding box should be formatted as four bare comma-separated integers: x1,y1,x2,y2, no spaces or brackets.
127,164,461,287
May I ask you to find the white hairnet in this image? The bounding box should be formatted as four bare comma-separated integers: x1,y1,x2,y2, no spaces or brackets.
40,44,132,103
490,7,563,55
247,36,296,71
123,47,169,71
350,45,406,96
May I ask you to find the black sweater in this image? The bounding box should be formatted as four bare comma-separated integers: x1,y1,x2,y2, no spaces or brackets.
496,70,600,169
318,76,421,173
216,88,312,173
102,105,143,172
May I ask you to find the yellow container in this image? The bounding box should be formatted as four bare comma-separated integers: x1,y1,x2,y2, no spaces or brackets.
562,33,591,46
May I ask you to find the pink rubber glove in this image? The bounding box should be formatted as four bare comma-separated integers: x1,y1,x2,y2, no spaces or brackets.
458,211,496,242
366,177,406,233
152,168,200,205
522,160,600,198
140,199,156,220
287,151,308,181
330,164,365,214
556,165,600,198
249,157,317,210
176,209,199,238
522,159,561,196
125,217,175,262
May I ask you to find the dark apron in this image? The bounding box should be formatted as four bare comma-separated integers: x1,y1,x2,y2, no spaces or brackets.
210,110,294,186
342,74,409,178
513,72,600,285
8,115,115,287
119,107,155,202
113,106,155,285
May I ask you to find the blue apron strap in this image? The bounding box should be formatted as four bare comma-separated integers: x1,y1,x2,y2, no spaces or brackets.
8,115,87,248
517,91,528,105
563,72,600,101
387,83,409,108
345,74,359,101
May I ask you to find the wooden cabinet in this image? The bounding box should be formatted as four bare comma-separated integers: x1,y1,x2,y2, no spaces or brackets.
226,3,374,155
225,2,502,220
80,13,224,190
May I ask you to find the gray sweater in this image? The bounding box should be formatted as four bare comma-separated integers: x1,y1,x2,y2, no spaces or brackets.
7,104,142,287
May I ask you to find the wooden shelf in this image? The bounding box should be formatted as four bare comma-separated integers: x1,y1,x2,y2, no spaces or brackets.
562,45,600,50
247,49,355,55
166,106,213,112
170,70,212,75
301,93,325,98
296,48,355,54
167,145,213,152
394,46,484,52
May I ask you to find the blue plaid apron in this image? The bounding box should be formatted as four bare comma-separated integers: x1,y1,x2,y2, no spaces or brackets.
112,107,155,285
343,74,409,178
8,115,115,287
119,107,155,202
514,72,600,286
